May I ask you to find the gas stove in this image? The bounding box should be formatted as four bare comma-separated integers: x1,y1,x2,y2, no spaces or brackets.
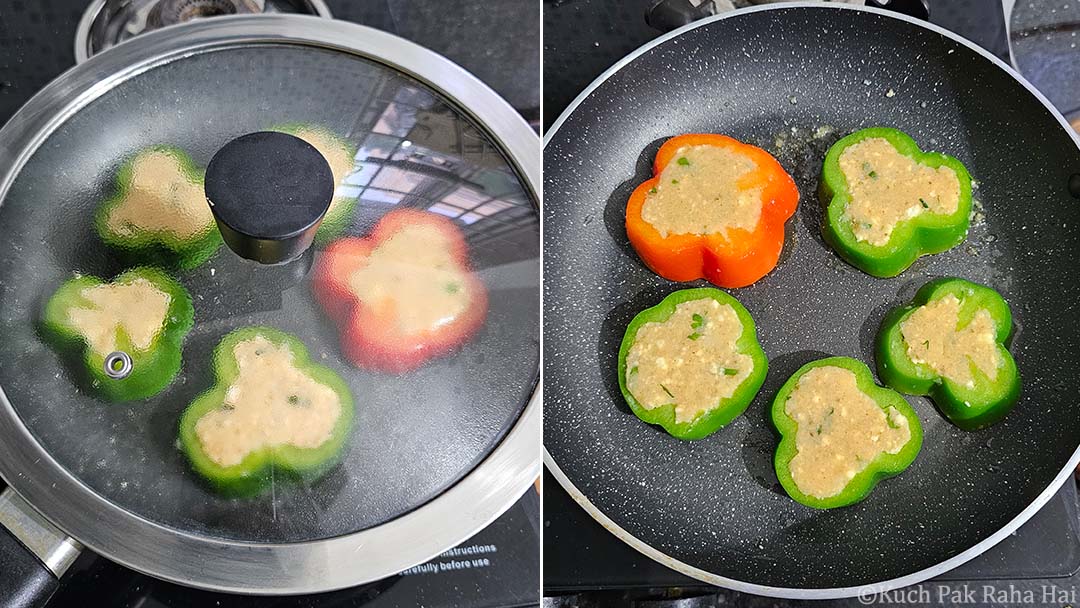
543,1,1080,605
0,1,540,606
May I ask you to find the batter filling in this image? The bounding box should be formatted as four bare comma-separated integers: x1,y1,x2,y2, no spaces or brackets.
625,298,753,423
106,150,214,240
292,127,355,217
194,336,343,468
348,224,471,336
66,278,171,355
899,294,1001,388
785,366,912,499
838,137,961,247
641,145,763,238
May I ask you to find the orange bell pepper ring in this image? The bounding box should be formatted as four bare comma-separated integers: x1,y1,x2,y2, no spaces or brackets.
625,134,799,288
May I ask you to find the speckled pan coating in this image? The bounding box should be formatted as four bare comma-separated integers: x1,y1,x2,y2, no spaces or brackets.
544,4,1080,593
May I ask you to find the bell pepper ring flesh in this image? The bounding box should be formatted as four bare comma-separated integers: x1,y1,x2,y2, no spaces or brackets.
617,287,768,440
876,277,1020,431
625,134,799,288
820,127,973,278
312,209,488,373
95,146,223,270
40,266,194,401
772,357,923,510
179,326,355,497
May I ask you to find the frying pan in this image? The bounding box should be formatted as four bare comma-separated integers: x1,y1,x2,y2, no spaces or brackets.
543,2,1080,598
0,13,539,605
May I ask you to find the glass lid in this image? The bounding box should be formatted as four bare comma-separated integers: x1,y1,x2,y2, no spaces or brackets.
0,14,538,588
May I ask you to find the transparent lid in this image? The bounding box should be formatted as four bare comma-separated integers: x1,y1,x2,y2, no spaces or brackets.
0,37,539,544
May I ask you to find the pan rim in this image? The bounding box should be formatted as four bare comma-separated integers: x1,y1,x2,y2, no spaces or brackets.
0,13,540,595
542,1,1080,599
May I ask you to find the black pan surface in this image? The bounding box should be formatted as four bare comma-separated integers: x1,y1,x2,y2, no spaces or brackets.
543,4,1080,593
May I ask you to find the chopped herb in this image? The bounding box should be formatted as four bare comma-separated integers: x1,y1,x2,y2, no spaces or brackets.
445,282,460,294
869,170,877,178
922,340,930,348
815,408,836,436
863,222,873,229
671,179,679,184
287,395,300,405
862,161,874,175
677,157,690,166
688,313,706,340
629,366,639,375
920,198,929,209
221,403,235,411
660,384,675,399
721,368,738,376
649,187,658,194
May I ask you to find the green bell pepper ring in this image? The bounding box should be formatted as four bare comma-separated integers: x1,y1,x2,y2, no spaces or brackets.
820,127,973,278
772,357,923,510
617,287,767,440
40,267,194,401
94,146,223,270
876,278,1020,431
271,123,359,243
179,326,355,497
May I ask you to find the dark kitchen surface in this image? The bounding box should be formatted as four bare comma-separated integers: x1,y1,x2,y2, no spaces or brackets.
542,0,1080,605
0,0,539,606
542,0,1010,130
50,489,540,608
0,0,540,128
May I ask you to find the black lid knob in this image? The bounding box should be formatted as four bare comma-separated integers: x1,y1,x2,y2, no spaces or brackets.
205,131,334,265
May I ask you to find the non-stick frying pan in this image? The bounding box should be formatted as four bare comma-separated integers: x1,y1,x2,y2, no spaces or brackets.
543,2,1080,598
0,13,539,604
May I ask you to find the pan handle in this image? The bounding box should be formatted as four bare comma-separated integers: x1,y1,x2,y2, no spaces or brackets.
0,488,81,608
645,1,930,33
866,0,930,20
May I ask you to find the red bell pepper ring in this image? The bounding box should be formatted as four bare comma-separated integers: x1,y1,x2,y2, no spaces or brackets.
625,134,799,288
313,209,488,372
